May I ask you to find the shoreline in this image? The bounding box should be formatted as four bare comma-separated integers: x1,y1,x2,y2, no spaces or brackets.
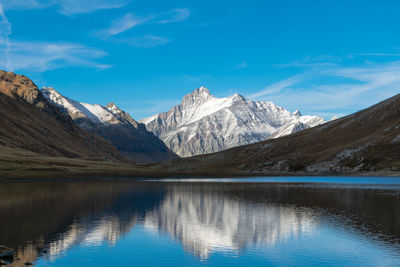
2,150,399,181
1,170,399,181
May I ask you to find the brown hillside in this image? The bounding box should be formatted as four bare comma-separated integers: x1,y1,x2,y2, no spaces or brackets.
0,70,129,162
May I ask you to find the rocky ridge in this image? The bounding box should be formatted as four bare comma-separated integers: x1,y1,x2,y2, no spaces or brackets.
41,87,177,164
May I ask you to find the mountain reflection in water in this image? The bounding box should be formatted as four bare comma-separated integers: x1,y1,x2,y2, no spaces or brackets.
143,185,315,259
0,180,399,266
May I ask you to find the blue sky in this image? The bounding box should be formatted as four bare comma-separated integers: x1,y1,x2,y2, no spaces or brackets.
1,0,400,120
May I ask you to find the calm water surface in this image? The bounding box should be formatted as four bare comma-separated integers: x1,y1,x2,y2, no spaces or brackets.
1,177,400,266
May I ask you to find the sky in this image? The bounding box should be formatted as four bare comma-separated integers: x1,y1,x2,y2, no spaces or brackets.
1,0,400,120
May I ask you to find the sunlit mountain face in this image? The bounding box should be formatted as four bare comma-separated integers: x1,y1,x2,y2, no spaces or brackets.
0,180,400,266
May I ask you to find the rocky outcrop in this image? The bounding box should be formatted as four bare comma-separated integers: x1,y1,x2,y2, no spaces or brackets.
0,70,54,111
0,70,39,104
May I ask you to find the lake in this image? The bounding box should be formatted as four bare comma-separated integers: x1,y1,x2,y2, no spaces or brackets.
0,177,400,266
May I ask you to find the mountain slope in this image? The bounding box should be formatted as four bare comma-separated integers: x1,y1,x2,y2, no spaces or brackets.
141,87,324,157
155,93,400,175
42,87,177,164
0,70,128,162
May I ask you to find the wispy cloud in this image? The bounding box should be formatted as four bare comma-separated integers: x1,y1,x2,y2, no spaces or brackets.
0,4,12,70
116,35,170,48
96,8,190,47
99,8,191,37
276,54,341,68
157,8,191,24
57,0,129,15
1,0,130,15
249,58,400,119
0,3,110,72
97,13,152,37
0,40,111,72
0,0,47,10
249,74,305,99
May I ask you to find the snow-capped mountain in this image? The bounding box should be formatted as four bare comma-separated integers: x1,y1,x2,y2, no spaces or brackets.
42,87,177,164
141,87,325,157
42,87,139,128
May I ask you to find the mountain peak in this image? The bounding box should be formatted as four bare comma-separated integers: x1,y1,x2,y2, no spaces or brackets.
0,70,40,104
42,87,60,99
292,109,302,116
193,86,211,96
105,102,139,128
181,86,214,108
230,93,246,102
106,102,120,112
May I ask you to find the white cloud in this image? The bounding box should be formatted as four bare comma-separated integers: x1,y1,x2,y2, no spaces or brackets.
275,55,341,68
58,0,129,15
97,13,152,37
0,0,45,10
1,0,130,15
0,4,12,70
0,40,111,72
249,60,400,119
0,3,110,72
157,8,191,24
249,74,305,99
96,8,190,43
117,35,170,48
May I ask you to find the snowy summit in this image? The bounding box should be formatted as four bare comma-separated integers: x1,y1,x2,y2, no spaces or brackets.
141,87,325,157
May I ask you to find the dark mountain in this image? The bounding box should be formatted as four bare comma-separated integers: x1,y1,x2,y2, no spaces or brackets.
155,93,400,175
0,70,129,163
41,87,177,164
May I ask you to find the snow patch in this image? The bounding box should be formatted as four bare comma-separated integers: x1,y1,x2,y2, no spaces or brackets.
41,87,136,127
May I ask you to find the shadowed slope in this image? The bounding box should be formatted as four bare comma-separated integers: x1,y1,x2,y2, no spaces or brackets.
0,70,129,162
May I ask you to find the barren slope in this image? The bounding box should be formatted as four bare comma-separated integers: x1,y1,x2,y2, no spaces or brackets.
0,70,129,163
